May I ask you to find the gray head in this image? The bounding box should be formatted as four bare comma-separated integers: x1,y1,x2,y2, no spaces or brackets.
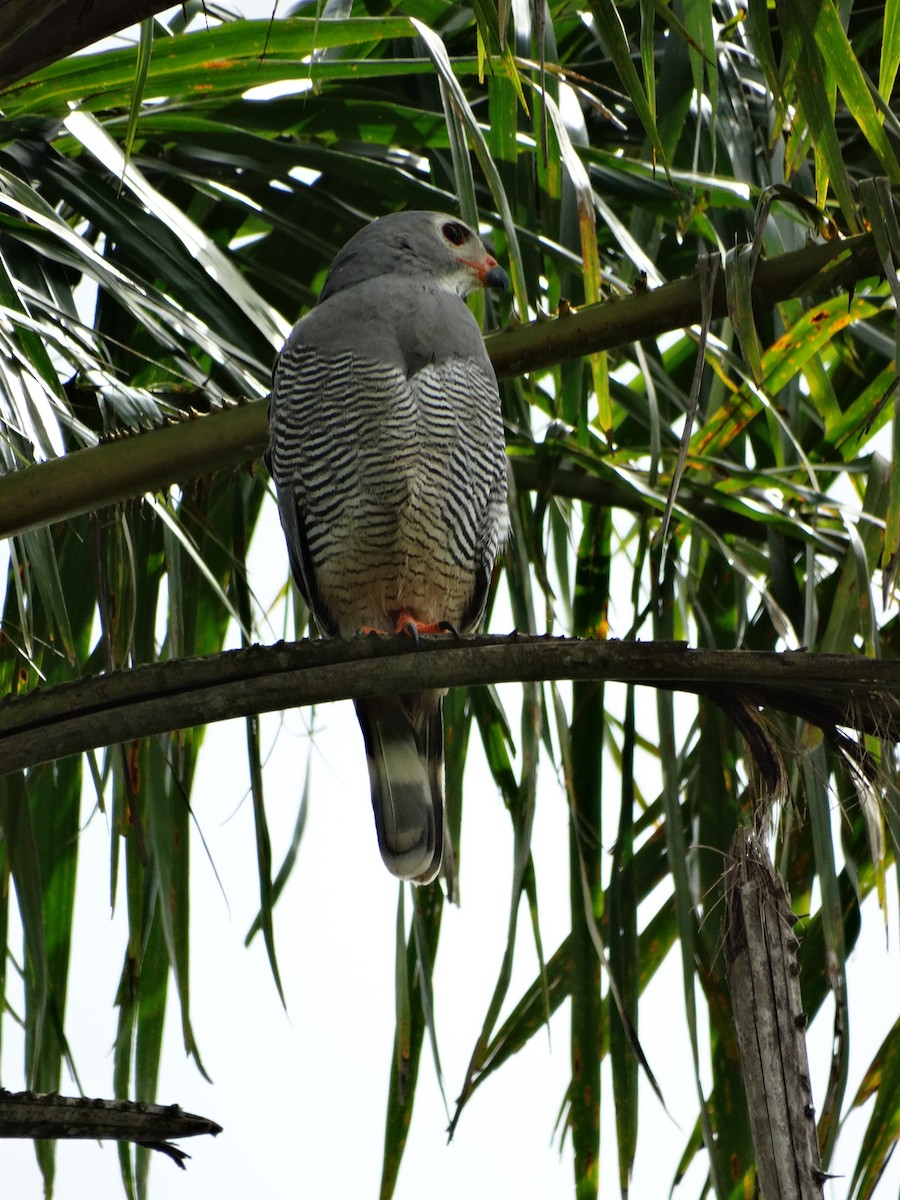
318,211,509,304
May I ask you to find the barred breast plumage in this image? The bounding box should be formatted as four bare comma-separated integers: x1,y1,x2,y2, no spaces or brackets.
266,211,509,884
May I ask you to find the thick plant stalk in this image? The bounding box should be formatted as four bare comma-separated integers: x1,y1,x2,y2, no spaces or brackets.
2,638,900,777
723,828,824,1200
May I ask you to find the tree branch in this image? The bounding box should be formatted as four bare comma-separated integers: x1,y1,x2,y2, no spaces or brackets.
2,635,899,776
0,233,883,540
0,1,172,91
486,231,881,379
0,1087,221,1148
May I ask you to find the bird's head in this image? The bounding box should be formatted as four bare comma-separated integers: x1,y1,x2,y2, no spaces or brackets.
318,210,509,303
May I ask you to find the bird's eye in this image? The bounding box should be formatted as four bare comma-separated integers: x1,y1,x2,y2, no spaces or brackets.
442,221,468,246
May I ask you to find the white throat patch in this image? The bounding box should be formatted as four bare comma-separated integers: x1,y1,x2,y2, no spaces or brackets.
437,267,480,299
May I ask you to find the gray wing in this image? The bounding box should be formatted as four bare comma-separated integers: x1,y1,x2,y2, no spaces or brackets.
268,341,416,635
267,345,360,635
408,355,508,632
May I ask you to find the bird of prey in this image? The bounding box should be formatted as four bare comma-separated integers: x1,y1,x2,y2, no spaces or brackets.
266,211,509,884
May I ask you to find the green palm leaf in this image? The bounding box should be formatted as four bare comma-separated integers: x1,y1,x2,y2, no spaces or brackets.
0,3,897,1198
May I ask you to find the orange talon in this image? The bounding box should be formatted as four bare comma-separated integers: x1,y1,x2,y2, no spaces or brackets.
392,611,455,639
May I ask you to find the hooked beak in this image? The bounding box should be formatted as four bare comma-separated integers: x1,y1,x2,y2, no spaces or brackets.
482,256,509,291
458,251,509,292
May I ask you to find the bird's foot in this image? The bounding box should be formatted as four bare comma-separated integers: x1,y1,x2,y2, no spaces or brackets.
393,612,458,644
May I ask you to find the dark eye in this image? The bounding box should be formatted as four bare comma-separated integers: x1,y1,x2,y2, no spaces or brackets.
442,221,468,246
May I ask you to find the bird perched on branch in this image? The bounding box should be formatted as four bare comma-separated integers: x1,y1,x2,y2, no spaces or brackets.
266,211,509,884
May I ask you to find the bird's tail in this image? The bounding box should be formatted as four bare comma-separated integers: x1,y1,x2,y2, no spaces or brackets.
354,694,444,884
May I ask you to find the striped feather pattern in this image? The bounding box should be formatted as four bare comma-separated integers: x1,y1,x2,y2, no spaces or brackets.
269,345,507,637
